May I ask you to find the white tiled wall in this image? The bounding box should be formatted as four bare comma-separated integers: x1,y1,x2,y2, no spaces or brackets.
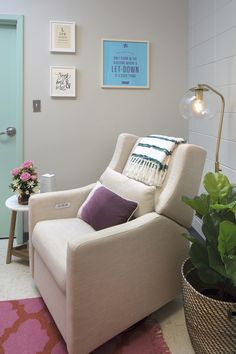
188,0,236,184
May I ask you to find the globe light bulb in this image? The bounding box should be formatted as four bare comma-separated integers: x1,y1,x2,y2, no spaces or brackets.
193,99,204,115
179,85,219,120
179,83,225,172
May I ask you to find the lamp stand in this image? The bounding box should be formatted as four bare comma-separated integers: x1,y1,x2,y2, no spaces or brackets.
196,84,225,173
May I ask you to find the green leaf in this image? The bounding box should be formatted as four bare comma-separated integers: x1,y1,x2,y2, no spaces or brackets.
203,172,232,204
189,242,208,269
182,233,196,243
202,213,220,247
211,200,236,213
227,186,236,203
223,256,236,287
183,232,206,246
202,211,236,247
218,221,236,286
182,194,209,217
218,221,236,257
198,267,224,285
207,245,226,277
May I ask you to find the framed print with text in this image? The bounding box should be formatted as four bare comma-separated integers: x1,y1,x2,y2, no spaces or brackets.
50,21,75,53
101,39,150,88
50,66,76,97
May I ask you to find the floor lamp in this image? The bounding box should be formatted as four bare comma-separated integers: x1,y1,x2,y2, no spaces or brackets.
179,84,225,173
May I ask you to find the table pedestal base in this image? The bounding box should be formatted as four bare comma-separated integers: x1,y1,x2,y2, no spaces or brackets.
6,210,29,264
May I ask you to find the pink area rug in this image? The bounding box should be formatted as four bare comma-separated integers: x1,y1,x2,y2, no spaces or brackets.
0,297,171,354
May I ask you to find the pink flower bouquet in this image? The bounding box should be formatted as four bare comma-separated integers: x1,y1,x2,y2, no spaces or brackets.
10,160,39,203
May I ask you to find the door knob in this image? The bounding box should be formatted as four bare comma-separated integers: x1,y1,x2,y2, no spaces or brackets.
0,127,16,137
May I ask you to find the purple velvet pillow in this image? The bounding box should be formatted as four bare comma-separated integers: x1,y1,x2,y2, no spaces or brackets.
79,186,138,231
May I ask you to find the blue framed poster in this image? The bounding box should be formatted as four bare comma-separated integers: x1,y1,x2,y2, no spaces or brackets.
101,39,150,88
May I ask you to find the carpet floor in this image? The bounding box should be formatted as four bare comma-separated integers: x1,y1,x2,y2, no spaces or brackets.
0,297,171,354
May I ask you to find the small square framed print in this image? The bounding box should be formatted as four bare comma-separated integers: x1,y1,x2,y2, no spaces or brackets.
50,66,76,97
50,21,75,53
101,39,150,88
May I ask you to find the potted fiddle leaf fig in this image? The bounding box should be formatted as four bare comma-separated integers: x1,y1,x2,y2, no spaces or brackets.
181,172,236,354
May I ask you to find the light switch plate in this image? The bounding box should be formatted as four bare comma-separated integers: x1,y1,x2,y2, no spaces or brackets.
33,100,41,112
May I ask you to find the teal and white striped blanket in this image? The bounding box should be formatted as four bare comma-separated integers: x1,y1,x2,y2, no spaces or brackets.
123,135,186,186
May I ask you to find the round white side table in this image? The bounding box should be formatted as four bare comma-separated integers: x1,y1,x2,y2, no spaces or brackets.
5,195,29,264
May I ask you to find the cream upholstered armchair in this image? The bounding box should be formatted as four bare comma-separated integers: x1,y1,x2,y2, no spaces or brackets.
29,133,206,354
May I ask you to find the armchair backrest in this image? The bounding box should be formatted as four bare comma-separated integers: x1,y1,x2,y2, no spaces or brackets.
107,133,206,228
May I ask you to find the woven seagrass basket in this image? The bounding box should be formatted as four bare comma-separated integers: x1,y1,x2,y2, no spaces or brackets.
182,258,236,354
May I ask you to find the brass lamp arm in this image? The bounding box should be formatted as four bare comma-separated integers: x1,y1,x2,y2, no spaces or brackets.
190,84,225,173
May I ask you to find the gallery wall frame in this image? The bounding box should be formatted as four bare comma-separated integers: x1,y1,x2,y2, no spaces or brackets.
50,66,76,97
50,21,75,53
101,39,150,89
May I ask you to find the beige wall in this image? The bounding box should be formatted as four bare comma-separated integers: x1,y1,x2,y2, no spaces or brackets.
1,0,188,190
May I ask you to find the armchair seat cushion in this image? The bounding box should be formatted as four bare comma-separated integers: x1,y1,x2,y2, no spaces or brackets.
32,218,95,293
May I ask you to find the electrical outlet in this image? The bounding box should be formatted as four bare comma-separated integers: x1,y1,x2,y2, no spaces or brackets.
33,100,41,112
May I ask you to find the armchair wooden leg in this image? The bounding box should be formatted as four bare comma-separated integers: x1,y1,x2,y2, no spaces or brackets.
6,211,17,264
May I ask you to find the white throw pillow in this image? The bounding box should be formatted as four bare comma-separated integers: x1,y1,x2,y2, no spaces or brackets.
100,167,156,217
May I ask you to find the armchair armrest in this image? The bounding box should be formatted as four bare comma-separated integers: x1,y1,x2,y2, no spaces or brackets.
66,212,188,353
28,183,95,272
29,183,95,234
